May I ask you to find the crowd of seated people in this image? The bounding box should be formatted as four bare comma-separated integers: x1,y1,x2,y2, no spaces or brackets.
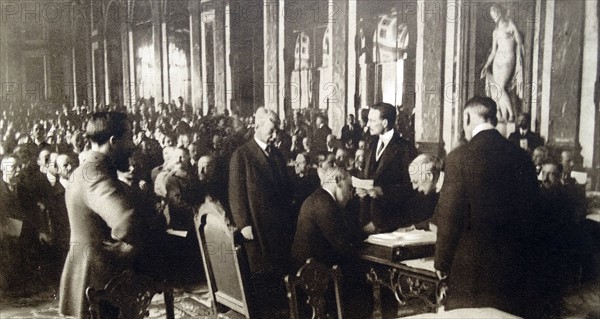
0,98,598,319
0,98,376,294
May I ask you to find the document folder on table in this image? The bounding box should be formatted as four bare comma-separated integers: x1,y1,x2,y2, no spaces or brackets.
361,230,436,263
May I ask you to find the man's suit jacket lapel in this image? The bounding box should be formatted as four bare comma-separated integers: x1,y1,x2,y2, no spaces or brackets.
363,135,401,179
363,139,377,178
375,136,400,177
248,139,273,177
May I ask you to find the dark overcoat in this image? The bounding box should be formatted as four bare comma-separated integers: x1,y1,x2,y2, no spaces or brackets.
434,129,540,317
59,151,147,318
228,139,293,272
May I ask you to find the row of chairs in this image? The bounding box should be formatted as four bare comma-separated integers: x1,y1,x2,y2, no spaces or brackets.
85,200,343,319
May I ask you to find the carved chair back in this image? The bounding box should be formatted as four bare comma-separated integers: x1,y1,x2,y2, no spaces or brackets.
285,258,344,319
86,270,174,319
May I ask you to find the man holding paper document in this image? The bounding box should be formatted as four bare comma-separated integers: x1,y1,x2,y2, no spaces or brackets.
355,102,418,233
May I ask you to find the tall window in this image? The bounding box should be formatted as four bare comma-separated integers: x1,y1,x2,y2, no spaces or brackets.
373,15,409,107
136,44,155,99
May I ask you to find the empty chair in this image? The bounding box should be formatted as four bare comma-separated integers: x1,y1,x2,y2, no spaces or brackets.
85,270,174,319
195,210,255,318
285,258,344,319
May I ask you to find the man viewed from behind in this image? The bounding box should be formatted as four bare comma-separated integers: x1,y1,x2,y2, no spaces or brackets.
59,112,147,318
433,97,541,317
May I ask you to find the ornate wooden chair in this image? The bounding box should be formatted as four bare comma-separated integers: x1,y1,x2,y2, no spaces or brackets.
194,208,255,318
285,258,344,319
86,269,174,319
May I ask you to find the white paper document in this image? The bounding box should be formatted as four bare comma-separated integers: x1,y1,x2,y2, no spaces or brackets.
351,177,374,190
366,229,437,247
166,229,188,237
401,257,436,273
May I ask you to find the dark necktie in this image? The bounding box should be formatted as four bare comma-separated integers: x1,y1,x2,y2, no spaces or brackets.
265,145,283,183
376,141,385,161
265,145,274,158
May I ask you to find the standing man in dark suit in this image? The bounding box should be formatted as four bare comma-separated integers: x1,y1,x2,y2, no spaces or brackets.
508,112,544,153
341,114,362,148
59,112,148,318
229,107,293,274
312,114,332,154
434,97,541,317
356,102,418,233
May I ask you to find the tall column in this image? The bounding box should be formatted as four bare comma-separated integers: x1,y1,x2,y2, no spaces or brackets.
72,46,78,109
162,19,170,103
189,0,203,113
544,0,585,163
540,0,553,140
91,42,98,107
328,0,349,136
152,2,163,103
103,36,111,105
530,0,543,132
594,0,600,184
263,0,285,117
225,0,233,113
580,0,598,168
63,40,74,105
414,0,446,156
121,22,132,109
214,0,227,114
346,1,357,118
86,1,94,111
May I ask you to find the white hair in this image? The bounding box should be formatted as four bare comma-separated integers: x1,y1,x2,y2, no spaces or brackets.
254,107,279,128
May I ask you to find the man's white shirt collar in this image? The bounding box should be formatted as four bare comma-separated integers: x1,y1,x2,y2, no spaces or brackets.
379,129,395,144
254,136,268,154
376,129,394,160
472,123,496,138
59,178,69,190
323,187,335,201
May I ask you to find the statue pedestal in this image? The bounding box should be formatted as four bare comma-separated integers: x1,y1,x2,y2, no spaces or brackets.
496,121,516,138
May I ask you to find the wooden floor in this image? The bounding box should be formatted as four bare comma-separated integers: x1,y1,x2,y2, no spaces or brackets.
1,278,599,319
0,284,215,319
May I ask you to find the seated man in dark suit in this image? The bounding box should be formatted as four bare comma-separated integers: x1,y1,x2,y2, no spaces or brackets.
291,166,360,268
537,160,592,307
290,153,320,230
292,167,369,319
193,153,228,207
508,113,544,154
532,146,549,175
